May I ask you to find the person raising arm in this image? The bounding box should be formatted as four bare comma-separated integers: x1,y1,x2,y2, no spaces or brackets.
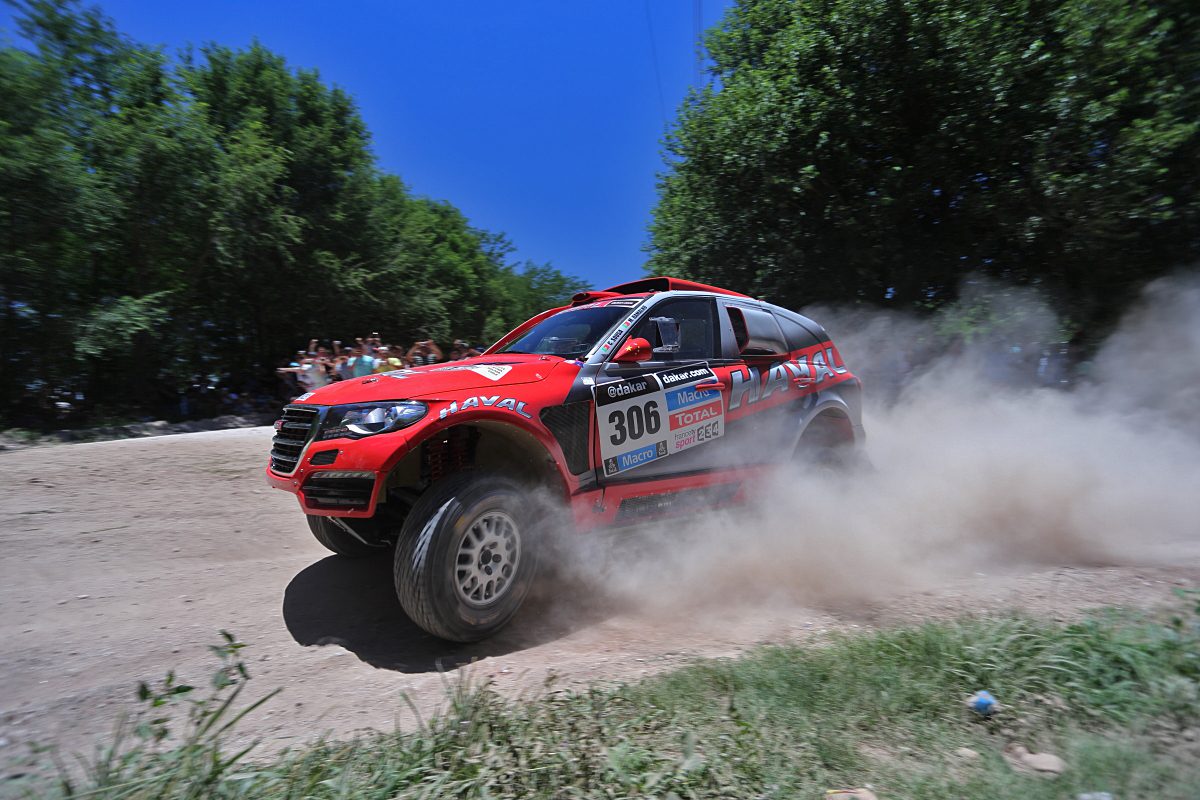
407,339,444,366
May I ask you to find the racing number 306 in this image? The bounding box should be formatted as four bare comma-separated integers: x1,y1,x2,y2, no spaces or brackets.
608,401,662,446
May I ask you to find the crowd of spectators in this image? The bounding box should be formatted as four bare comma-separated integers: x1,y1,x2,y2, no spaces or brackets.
277,333,482,397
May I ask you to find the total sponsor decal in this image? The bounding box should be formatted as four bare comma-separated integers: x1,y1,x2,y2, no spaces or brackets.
668,398,722,430
439,396,533,420
728,343,851,412
594,364,725,476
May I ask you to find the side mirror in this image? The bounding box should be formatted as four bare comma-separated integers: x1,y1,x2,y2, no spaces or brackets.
613,337,653,363
651,317,681,355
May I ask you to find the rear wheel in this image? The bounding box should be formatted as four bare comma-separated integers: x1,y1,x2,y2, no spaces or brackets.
307,514,389,558
394,472,540,642
797,413,863,475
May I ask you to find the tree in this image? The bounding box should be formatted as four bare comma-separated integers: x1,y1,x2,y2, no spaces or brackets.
0,0,585,426
648,0,1199,333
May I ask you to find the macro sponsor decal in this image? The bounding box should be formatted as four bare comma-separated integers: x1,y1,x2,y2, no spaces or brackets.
615,441,667,472
728,343,852,413
431,364,514,381
439,395,533,420
594,364,725,477
295,392,314,401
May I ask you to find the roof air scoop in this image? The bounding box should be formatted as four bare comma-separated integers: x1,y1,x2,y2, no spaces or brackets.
603,276,751,298
570,290,622,306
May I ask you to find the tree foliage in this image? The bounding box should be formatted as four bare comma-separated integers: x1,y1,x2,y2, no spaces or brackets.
648,0,1199,331
0,0,585,426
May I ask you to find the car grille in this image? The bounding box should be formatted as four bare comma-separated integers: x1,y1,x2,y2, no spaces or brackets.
309,448,338,466
302,475,375,509
270,405,320,474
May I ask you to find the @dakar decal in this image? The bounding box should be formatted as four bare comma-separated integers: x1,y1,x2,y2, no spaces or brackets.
594,364,725,477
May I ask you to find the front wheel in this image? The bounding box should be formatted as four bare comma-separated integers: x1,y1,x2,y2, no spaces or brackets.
394,472,540,642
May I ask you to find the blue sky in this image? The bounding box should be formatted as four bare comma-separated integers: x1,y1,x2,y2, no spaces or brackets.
2,0,733,289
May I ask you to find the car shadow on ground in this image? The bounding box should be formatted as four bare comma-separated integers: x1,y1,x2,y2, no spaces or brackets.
282,554,608,673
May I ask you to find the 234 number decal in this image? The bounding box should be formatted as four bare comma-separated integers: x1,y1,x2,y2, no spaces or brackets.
607,400,662,446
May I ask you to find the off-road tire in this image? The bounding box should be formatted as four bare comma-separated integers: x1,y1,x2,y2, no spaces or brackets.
797,413,868,476
394,472,539,642
307,514,388,558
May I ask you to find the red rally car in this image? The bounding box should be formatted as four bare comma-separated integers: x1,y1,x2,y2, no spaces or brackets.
267,277,864,641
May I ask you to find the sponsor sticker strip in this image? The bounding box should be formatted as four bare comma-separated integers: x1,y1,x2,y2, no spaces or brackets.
594,365,724,477
596,302,651,355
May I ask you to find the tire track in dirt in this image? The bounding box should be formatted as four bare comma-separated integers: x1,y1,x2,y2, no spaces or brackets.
1,428,1196,760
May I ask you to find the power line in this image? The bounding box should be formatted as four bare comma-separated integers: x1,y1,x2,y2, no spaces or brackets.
643,0,667,124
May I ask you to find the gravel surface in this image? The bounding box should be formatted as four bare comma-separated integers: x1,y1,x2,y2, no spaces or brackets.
1,427,1196,760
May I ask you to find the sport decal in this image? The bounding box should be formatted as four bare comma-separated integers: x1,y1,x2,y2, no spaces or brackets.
594,364,724,477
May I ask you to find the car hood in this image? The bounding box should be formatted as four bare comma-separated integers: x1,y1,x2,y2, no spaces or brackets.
294,355,569,405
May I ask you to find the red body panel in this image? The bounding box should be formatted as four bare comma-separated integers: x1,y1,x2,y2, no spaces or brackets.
568,466,770,529
267,355,586,517
725,341,855,422
266,278,862,533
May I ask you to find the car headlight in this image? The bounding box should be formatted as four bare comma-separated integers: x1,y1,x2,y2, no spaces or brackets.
321,401,427,439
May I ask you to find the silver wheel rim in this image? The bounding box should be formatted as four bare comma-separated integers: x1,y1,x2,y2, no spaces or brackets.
455,510,521,607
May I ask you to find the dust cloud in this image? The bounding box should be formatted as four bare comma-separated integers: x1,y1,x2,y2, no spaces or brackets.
548,273,1200,617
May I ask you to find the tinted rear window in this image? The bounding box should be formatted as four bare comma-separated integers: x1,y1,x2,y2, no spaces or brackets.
775,313,820,351
729,306,788,355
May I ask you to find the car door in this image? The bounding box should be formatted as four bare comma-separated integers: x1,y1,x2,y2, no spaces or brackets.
718,300,815,465
593,297,741,482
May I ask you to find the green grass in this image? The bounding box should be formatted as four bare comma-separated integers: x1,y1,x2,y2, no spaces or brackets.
9,597,1200,799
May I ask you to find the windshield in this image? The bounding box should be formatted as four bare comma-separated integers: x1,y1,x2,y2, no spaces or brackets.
498,305,630,357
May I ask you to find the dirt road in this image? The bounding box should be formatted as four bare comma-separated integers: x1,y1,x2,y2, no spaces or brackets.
2,427,1197,760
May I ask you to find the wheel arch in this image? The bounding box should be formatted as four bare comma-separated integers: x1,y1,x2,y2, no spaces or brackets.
383,418,570,500
797,402,857,451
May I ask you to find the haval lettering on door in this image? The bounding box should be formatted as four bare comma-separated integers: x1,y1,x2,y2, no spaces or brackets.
266,277,864,642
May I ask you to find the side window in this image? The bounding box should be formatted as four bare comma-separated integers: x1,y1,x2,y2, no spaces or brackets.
774,312,820,352
727,306,749,352
727,306,787,355
629,299,718,360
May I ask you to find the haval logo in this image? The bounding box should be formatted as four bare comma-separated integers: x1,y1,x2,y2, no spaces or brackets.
439,396,533,420
729,346,849,410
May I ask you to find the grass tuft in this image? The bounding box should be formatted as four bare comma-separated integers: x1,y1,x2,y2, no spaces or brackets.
9,601,1200,799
